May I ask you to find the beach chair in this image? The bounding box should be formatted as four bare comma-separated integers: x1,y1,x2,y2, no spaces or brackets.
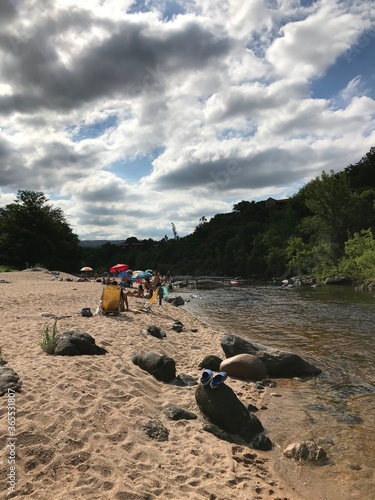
134,288,159,313
99,285,121,315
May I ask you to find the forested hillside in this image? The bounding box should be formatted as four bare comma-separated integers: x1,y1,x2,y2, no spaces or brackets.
1,148,374,282
82,147,375,282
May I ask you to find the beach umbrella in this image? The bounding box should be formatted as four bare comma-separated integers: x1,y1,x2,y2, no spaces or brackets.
109,263,129,273
131,271,153,281
80,266,93,272
80,266,93,278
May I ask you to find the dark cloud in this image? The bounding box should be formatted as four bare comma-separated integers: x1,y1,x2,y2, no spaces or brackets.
152,148,310,191
78,185,126,203
0,0,17,25
77,215,119,227
0,13,232,113
0,138,25,187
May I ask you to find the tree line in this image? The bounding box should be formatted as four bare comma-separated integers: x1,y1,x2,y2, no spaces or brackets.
1,147,374,282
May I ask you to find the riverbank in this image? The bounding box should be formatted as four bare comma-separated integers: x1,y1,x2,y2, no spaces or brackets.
0,270,347,499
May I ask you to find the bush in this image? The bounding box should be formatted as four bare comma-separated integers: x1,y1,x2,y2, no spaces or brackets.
39,320,58,354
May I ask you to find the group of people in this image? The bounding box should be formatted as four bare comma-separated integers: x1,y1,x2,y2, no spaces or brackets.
102,271,171,311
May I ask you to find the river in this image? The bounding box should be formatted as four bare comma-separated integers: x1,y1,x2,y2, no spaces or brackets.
175,279,375,500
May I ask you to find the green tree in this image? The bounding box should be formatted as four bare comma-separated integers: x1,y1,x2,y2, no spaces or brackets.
0,190,81,272
338,229,375,280
345,147,375,189
298,171,362,260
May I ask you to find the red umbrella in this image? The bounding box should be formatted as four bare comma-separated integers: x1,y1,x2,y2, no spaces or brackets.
109,263,129,273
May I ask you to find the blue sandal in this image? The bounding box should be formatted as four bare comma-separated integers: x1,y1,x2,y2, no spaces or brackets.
210,371,228,389
200,369,214,386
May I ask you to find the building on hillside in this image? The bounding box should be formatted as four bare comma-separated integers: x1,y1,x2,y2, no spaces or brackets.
263,197,289,209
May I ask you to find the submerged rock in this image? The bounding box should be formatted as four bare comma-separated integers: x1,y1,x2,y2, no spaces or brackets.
221,335,321,378
283,440,327,463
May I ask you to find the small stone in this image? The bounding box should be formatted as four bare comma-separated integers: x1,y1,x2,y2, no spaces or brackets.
255,383,265,391
252,434,273,451
261,378,277,388
348,464,361,471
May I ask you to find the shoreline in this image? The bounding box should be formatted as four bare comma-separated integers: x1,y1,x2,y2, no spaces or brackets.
0,270,341,499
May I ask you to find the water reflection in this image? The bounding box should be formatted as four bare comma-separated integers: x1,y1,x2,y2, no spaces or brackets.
180,282,375,499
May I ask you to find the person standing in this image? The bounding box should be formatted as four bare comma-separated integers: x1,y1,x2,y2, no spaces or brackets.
157,283,164,305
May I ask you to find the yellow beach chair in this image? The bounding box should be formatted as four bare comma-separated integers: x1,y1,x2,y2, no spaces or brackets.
99,285,121,315
134,288,159,313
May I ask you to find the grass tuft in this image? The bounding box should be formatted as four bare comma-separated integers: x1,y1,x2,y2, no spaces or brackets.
39,320,58,355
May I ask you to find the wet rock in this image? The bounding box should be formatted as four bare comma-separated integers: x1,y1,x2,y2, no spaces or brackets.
165,296,185,306
261,378,277,388
252,434,273,451
283,440,327,463
324,275,352,286
221,334,321,377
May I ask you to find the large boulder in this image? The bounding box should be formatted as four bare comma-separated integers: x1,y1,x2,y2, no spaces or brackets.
54,331,107,356
220,353,267,381
165,296,185,306
131,352,176,382
195,383,263,442
221,335,321,378
324,275,352,286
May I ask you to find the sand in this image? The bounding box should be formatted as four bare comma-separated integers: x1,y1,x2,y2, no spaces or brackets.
0,270,320,499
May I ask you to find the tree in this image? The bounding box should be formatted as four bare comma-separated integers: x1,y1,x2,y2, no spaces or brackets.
0,190,81,272
171,222,178,239
298,171,359,260
345,147,375,189
338,229,375,280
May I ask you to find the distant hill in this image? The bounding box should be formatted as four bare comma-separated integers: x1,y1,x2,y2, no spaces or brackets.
79,240,124,248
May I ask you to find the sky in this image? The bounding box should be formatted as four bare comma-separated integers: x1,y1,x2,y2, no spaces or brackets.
0,0,374,241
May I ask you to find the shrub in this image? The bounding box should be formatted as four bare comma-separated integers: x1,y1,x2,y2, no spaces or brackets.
39,320,58,354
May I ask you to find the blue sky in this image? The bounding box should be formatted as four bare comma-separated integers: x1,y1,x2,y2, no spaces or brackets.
0,0,374,241
311,33,375,100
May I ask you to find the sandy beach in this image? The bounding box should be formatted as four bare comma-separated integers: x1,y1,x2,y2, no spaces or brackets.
0,270,338,500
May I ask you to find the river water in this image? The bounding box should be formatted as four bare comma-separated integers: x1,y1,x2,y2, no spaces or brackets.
176,280,375,500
